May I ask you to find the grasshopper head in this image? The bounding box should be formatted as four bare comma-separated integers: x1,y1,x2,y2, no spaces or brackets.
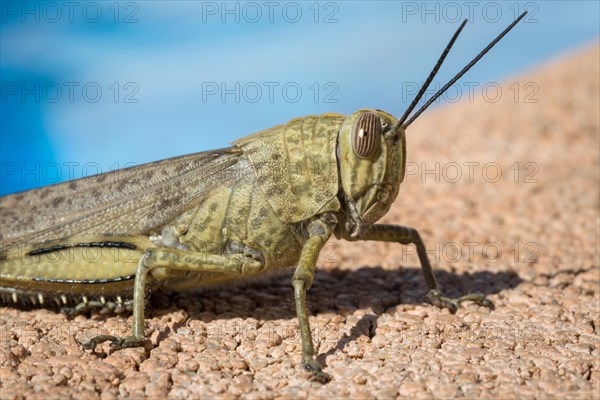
335,12,527,238
337,109,406,237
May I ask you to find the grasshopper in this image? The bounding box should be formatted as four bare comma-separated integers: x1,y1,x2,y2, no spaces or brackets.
0,13,526,382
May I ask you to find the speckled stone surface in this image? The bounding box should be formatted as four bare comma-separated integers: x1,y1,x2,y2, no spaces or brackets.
1,43,598,399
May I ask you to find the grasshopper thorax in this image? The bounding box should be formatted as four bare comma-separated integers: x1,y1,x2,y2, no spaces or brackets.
336,109,406,237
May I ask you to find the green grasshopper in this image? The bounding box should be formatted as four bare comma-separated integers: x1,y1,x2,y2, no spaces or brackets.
0,13,526,382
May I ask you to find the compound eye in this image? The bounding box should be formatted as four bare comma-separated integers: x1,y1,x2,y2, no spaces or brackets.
352,112,382,158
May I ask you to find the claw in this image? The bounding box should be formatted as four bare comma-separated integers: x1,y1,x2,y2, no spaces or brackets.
427,289,493,313
302,359,331,384
454,292,495,310
82,334,146,352
82,334,118,352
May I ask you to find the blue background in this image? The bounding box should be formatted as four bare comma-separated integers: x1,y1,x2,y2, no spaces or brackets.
1,0,598,195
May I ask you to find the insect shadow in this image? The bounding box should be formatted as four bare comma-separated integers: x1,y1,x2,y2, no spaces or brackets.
155,266,522,355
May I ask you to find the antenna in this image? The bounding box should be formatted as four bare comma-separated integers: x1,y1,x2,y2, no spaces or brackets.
402,11,528,129
395,19,468,128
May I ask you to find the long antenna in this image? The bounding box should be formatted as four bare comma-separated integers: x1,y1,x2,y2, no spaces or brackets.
402,11,528,128
395,19,468,127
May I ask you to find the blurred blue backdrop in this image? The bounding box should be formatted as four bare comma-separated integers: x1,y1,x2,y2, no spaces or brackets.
1,0,598,194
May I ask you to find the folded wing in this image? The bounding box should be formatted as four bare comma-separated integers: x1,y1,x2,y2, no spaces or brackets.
0,147,252,248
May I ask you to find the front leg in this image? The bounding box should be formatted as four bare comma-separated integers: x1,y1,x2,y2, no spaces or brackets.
83,248,262,351
292,214,336,383
359,224,493,312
